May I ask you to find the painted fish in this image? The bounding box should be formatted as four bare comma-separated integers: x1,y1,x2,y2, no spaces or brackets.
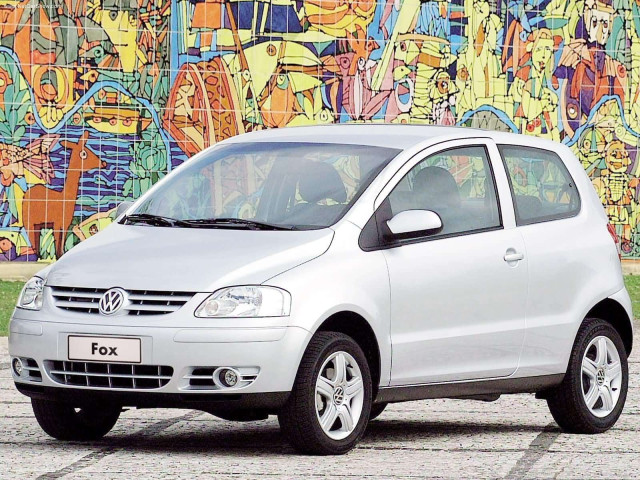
0,134,57,187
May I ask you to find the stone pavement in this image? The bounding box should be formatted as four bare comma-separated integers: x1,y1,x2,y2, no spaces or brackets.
1,331,639,480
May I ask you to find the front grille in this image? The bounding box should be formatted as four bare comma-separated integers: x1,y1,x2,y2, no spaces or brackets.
50,286,195,316
45,360,173,389
183,367,259,390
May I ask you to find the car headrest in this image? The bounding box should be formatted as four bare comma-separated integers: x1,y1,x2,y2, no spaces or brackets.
413,166,460,209
515,195,542,219
298,162,347,204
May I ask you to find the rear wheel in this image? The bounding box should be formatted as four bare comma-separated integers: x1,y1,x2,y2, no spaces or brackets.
31,399,121,441
547,318,628,433
278,332,372,455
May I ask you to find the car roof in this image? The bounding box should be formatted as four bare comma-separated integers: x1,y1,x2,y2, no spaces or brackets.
221,124,566,152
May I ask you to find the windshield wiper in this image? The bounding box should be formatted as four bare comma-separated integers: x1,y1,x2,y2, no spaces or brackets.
182,218,295,230
123,214,294,230
122,213,192,228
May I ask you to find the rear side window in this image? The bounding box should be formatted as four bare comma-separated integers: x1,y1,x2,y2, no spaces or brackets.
499,145,580,225
387,145,501,238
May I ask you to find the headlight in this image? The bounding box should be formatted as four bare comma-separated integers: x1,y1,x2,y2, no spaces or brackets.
195,286,291,318
17,276,45,311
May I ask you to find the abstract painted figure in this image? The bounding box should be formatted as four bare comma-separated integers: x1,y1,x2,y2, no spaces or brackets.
592,140,639,253
22,132,106,258
510,29,560,140
557,0,626,133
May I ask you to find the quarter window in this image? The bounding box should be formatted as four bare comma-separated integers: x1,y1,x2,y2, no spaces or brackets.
386,146,501,238
499,145,580,225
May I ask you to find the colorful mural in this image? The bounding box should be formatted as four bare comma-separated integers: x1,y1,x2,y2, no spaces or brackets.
2,0,640,260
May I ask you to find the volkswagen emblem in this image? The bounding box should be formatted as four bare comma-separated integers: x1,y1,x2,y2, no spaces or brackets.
99,288,127,315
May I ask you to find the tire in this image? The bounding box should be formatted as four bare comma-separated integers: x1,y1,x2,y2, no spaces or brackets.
546,318,628,434
278,331,372,455
32,399,121,441
369,402,388,421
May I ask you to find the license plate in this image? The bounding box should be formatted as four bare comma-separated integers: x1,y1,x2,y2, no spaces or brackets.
68,336,141,363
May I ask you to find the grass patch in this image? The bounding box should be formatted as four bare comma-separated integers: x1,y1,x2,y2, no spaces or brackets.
0,277,639,336
624,275,640,319
0,280,24,336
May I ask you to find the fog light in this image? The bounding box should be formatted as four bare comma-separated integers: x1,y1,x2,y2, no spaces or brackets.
12,358,23,377
214,367,240,388
223,369,238,387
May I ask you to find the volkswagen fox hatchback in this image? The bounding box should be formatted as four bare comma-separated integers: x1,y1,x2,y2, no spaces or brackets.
10,125,633,455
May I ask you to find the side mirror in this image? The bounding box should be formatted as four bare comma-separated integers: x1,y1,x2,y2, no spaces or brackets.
115,201,134,219
386,210,443,237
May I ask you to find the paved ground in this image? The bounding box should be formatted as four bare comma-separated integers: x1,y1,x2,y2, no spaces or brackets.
1,330,639,480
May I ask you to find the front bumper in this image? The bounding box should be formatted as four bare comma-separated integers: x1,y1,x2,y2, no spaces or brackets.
15,384,290,412
9,315,311,409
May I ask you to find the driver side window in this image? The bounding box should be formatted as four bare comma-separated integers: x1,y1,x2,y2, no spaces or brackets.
387,145,501,237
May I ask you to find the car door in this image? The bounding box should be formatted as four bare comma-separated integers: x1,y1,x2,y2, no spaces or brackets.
374,139,528,385
497,144,586,376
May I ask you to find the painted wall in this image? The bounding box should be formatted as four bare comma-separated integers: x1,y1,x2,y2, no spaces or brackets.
0,0,639,260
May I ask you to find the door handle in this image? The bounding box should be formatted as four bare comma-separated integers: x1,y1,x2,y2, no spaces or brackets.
504,251,524,263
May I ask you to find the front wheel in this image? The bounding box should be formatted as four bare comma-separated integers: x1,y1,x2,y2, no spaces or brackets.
547,318,628,433
369,402,388,421
32,399,121,441
278,332,372,455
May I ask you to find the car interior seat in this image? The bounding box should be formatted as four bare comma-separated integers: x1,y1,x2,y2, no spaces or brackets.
515,195,543,221
287,162,347,226
413,166,462,233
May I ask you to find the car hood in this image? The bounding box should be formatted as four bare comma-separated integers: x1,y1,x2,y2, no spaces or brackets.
47,223,334,292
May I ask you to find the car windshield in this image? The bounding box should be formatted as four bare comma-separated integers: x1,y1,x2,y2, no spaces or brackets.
128,142,400,229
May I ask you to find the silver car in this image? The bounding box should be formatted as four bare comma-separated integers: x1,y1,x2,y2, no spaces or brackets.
9,125,633,454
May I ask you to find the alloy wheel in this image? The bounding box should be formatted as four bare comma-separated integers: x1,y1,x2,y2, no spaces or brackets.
315,351,365,440
581,335,623,418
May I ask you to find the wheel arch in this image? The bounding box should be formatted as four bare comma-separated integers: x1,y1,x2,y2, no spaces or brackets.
586,298,633,355
315,311,382,397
